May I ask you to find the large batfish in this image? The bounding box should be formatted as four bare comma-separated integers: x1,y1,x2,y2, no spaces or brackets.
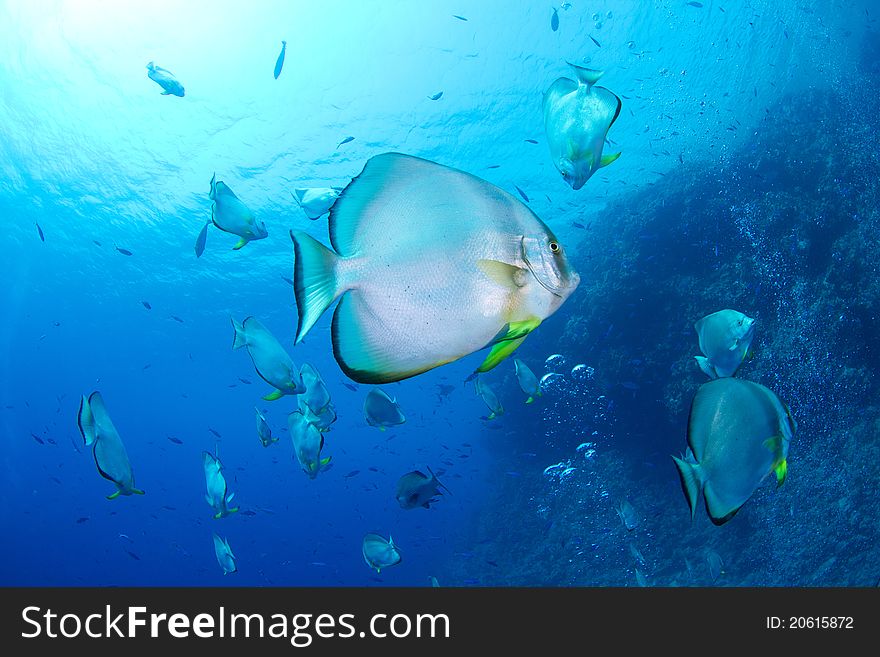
210,174,268,250
290,153,580,383
543,63,621,189
672,378,795,525
232,316,305,400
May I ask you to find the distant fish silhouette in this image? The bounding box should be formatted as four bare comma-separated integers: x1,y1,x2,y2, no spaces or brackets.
428,91,443,100
115,245,133,256
36,222,45,242
514,185,530,203
551,8,559,31
146,61,184,97
141,301,151,310
274,40,287,79
167,436,184,445
336,136,355,149
194,221,209,258
452,15,468,21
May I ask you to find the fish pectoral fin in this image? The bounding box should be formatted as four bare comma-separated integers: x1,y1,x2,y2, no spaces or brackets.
132,488,145,495
599,152,621,168
107,490,121,500
232,237,248,250
262,390,285,401
694,356,717,379
476,259,529,289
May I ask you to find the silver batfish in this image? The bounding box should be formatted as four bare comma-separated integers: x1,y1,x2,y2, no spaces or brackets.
232,316,305,400
255,408,277,447
212,533,237,575
203,451,239,519
672,378,794,525
146,61,184,97
210,174,268,250
290,153,579,383
78,391,144,499
362,533,401,573
292,187,341,220
694,309,756,379
363,388,405,430
513,358,542,403
288,410,332,479
543,63,621,189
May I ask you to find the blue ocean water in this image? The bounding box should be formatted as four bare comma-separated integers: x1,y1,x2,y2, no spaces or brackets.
1,0,878,587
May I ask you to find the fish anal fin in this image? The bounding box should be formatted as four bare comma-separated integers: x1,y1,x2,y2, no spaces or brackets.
774,459,788,487
476,320,541,375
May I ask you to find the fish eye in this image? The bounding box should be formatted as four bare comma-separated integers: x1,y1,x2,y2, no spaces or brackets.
549,241,560,253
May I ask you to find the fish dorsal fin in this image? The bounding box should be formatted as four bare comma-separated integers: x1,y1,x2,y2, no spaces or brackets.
567,62,604,89
328,153,502,257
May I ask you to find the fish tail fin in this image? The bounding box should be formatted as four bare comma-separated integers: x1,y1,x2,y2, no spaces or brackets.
599,152,621,168
429,467,453,496
566,62,604,88
107,490,121,500
672,455,703,520
231,317,247,350
263,390,285,401
694,356,718,379
290,230,342,343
